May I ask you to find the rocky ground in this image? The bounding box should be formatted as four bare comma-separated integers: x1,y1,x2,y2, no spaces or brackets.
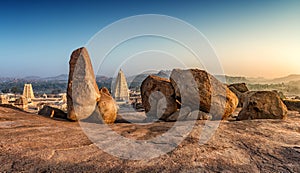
1,106,300,172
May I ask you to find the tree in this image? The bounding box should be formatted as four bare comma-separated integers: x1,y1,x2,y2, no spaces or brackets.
1,88,10,93
11,86,22,94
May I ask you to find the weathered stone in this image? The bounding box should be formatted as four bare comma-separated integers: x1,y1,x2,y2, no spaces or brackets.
141,75,178,120
97,87,118,124
67,47,99,121
170,69,238,120
38,105,68,120
228,83,249,93
228,83,249,107
272,90,286,100
237,91,288,120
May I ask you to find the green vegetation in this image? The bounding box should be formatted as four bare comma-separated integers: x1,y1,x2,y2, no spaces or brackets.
0,81,67,95
247,83,300,95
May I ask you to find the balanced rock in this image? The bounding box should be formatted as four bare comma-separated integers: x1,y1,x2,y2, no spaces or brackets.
141,75,178,120
237,91,288,120
170,69,238,120
38,105,68,120
228,83,249,107
67,47,99,121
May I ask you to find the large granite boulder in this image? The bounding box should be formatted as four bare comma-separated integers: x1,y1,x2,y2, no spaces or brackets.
228,83,249,107
237,91,288,120
38,105,68,120
141,75,178,120
170,69,238,120
67,47,99,121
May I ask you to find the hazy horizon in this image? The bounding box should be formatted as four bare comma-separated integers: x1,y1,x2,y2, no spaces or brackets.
1,1,299,78
1,69,300,80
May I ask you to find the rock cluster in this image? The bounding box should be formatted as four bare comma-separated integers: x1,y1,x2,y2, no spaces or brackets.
141,69,239,121
67,47,117,123
141,70,289,121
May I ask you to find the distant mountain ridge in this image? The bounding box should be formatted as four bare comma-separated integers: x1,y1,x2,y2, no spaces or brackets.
270,74,300,84
1,73,300,85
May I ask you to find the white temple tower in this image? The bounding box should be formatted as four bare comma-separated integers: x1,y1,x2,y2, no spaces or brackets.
113,69,129,102
23,84,35,102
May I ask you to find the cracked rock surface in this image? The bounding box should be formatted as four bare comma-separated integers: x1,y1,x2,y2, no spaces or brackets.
1,106,300,172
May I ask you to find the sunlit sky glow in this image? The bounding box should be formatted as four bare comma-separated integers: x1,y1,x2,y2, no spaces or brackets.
0,0,299,78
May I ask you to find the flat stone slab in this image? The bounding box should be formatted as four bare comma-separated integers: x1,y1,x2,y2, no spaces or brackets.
1,106,300,172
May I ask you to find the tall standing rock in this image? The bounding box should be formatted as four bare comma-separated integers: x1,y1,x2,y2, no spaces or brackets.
237,91,288,120
67,47,99,121
141,75,178,120
170,69,238,120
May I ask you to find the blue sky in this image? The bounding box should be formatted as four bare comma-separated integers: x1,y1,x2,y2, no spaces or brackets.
0,0,299,78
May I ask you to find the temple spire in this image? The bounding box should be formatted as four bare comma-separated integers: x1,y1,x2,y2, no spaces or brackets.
113,69,129,102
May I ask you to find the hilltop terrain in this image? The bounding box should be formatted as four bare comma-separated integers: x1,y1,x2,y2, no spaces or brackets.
1,106,300,172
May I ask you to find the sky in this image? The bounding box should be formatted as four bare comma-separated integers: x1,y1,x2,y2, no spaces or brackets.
0,0,299,78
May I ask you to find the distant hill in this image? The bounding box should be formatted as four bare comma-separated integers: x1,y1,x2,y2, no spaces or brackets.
288,80,300,86
270,74,300,84
23,76,41,81
1,73,300,93
43,74,68,81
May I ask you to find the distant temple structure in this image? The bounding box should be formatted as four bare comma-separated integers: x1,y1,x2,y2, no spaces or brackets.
15,96,28,110
23,84,35,102
112,69,130,102
0,95,8,104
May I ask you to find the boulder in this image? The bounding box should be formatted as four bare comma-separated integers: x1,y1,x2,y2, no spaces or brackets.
170,69,238,120
67,47,100,121
228,83,249,107
141,75,178,120
237,91,288,120
38,105,68,120
97,87,118,124
228,83,249,93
